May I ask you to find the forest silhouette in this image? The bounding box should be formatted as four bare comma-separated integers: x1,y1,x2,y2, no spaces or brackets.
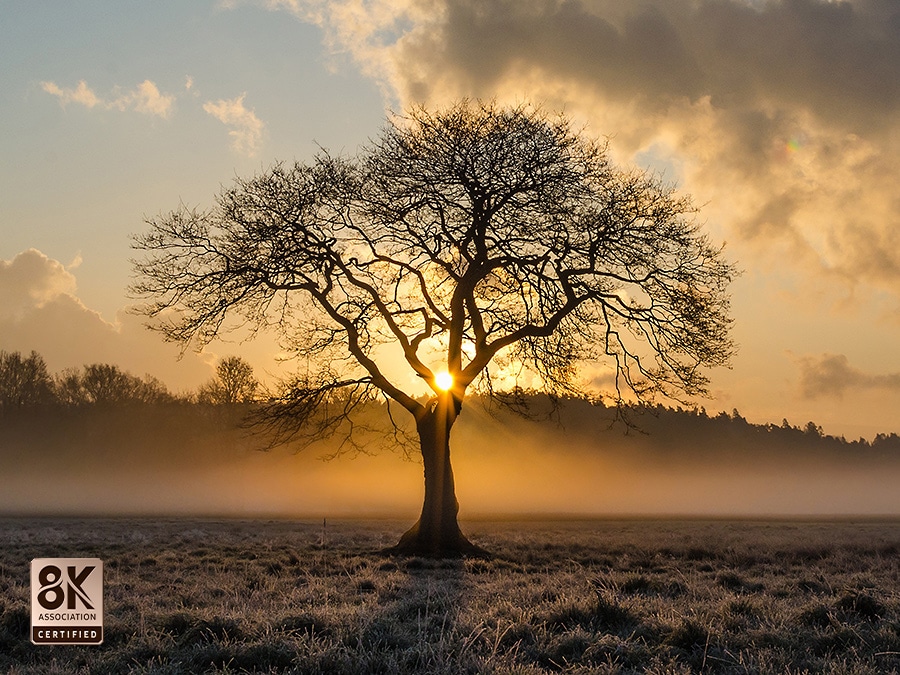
2,348,899,518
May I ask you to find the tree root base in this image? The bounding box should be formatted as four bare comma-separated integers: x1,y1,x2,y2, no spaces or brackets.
380,523,491,559
380,540,491,559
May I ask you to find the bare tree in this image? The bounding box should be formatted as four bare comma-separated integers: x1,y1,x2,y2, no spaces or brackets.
132,100,735,556
56,364,173,405
0,350,55,412
197,356,259,404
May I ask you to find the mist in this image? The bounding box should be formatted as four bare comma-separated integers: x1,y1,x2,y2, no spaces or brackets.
0,403,900,520
1,399,898,519
450,403,900,518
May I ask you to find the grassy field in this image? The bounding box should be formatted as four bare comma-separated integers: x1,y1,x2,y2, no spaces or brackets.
1,517,900,674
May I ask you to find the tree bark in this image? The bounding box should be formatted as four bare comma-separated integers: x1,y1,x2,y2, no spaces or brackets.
386,392,487,557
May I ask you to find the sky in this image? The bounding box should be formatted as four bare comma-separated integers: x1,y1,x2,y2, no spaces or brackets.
1,0,899,441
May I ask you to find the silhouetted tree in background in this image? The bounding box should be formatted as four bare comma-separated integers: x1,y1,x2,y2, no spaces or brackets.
197,356,259,404
55,363,173,405
132,100,735,556
0,350,54,413
0,351,261,410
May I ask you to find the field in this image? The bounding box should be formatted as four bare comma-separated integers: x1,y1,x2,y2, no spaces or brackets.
2,518,900,674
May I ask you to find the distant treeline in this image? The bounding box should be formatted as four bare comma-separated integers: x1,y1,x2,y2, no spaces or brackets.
1,349,899,455
0,350,259,411
658,404,900,453
536,396,900,457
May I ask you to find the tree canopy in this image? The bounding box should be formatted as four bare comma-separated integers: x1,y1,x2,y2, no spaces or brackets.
134,101,733,416
197,356,260,405
0,350,54,411
132,100,735,555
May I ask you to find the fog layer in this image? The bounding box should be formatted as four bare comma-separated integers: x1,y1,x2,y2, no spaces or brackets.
1,401,898,517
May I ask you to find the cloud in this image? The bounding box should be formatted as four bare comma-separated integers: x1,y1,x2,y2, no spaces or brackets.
261,0,900,298
203,94,266,156
0,249,77,317
0,250,213,391
40,80,100,109
796,353,900,399
41,79,175,118
40,76,270,156
127,80,175,117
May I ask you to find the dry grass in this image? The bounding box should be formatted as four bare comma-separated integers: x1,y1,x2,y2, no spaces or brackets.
2,518,900,674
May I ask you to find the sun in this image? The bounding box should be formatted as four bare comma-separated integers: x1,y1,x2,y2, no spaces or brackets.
434,371,454,391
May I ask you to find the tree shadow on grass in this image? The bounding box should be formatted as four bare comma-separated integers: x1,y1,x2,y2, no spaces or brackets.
348,555,473,674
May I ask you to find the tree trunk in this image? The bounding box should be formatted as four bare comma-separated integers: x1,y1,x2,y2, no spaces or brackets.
386,393,487,558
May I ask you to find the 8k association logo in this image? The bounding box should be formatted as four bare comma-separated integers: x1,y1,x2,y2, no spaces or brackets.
31,558,104,645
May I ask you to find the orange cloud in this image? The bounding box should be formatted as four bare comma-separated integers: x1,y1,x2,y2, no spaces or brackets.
263,0,900,300
796,353,900,400
0,250,213,392
203,94,266,156
0,249,77,317
41,79,175,118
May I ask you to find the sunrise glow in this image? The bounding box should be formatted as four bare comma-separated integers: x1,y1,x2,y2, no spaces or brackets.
434,371,454,391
